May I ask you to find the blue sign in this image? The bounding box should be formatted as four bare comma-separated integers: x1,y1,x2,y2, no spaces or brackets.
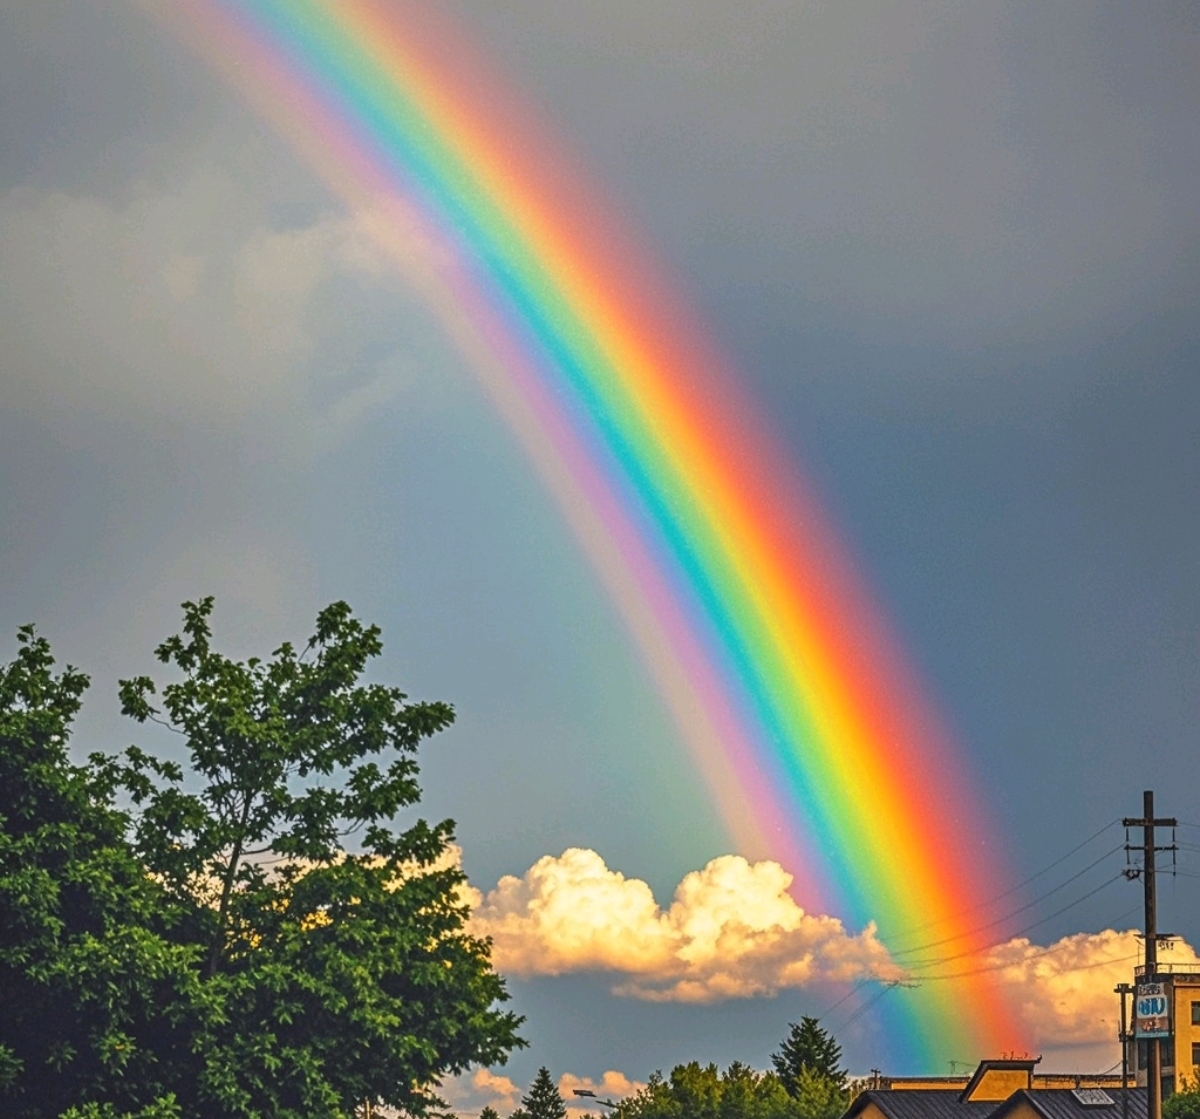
1135,982,1172,1039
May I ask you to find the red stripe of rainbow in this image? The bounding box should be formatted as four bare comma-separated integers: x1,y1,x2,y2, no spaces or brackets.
157,0,1027,1065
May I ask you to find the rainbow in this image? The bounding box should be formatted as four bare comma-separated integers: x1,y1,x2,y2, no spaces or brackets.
159,0,1027,1067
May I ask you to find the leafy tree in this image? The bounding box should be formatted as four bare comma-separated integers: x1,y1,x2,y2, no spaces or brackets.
519,1068,567,1119
0,600,523,1119
1166,1080,1200,1119
0,627,194,1119
479,1107,501,1119
108,598,525,1117
772,1019,846,1095
617,1062,805,1119
614,1056,848,1119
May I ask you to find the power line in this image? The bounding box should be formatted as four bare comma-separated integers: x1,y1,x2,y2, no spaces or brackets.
915,949,1139,984
889,844,1123,961
830,981,900,1032
902,872,1126,972
817,979,872,1021
884,820,1120,947
818,898,1143,1036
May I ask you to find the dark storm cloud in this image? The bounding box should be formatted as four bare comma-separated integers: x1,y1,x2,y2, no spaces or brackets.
1,0,1198,1077
444,0,1200,931
447,1,1199,350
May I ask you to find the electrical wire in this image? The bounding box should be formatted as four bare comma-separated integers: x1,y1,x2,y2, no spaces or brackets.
817,979,872,1021
883,820,1120,947
901,873,1127,972
909,901,1141,981
889,844,1124,960
914,949,1140,984
830,982,899,1032
819,898,1144,1034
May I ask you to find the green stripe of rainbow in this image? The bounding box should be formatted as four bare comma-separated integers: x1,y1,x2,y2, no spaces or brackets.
160,0,1027,1065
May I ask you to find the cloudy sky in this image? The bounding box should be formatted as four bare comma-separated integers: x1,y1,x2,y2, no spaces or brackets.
2,0,1199,1095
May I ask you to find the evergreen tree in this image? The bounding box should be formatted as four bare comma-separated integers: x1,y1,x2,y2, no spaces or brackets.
786,1068,849,1119
771,1019,846,1096
480,1107,501,1119
521,1068,567,1119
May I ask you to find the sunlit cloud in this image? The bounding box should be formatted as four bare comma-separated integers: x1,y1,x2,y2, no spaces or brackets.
559,1070,646,1119
464,848,903,1002
983,929,1200,1050
439,1067,644,1119
464,848,1200,1054
440,1067,523,1116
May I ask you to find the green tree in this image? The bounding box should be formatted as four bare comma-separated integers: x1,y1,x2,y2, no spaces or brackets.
0,600,523,1119
0,626,194,1119
613,1052,850,1119
785,1068,848,1119
615,1062,813,1119
479,1107,501,1119
519,1068,567,1119
1165,1080,1200,1119
110,598,524,1117
772,1019,846,1095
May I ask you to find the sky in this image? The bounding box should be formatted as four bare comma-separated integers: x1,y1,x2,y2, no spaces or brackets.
1,0,1199,1097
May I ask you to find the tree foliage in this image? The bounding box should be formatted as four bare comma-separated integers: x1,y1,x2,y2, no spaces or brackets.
772,1018,846,1095
513,1067,566,1119
0,626,192,1119
613,1058,847,1119
0,602,523,1119
1166,1080,1200,1119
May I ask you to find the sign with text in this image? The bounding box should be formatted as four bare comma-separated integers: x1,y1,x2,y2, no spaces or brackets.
1135,982,1171,1039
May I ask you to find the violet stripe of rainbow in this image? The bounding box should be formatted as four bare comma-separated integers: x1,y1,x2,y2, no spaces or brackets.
170,0,1029,1063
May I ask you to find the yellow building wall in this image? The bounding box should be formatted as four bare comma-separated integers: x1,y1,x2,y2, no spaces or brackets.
965,1069,1035,1103
1133,973,1200,1094
884,1079,969,1092
1171,977,1200,1090
1034,1077,1123,1090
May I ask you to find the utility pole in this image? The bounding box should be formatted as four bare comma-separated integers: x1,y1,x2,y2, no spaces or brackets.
1123,790,1176,1119
1115,982,1132,1119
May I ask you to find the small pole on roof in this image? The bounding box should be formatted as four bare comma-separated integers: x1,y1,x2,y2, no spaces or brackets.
1116,982,1133,1119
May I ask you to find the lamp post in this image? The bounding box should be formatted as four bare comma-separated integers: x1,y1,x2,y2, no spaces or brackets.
573,1090,618,1110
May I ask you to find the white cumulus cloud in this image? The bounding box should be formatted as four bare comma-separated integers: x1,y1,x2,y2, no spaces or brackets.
983,929,1200,1051
559,1071,647,1119
440,1067,523,1115
462,848,1200,1061
441,1067,645,1119
465,848,903,1002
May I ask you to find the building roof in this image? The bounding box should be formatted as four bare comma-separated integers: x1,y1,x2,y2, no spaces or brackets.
959,1060,1039,1103
846,1089,998,1119
991,1088,1148,1119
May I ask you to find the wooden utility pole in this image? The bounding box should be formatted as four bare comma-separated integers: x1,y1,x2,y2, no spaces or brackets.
1123,790,1176,1119
1115,982,1132,1119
